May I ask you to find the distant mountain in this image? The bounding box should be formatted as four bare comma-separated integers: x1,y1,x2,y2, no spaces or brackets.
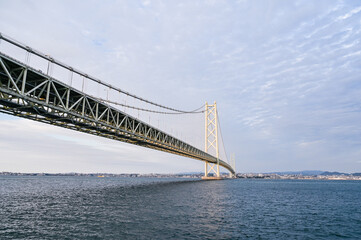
321,171,349,176
352,173,361,176
266,170,324,176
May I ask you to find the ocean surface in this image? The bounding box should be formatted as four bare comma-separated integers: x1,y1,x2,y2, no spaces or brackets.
0,176,360,239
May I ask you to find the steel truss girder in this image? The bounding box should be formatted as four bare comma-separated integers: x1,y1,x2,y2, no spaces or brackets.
0,52,235,174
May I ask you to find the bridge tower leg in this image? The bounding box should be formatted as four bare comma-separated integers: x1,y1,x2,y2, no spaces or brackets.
203,101,221,180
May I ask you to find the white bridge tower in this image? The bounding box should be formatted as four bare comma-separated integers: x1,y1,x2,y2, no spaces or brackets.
202,101,222,180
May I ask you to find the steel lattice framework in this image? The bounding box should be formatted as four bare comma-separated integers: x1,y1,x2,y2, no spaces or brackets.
204,102,220,177
0,51,235,175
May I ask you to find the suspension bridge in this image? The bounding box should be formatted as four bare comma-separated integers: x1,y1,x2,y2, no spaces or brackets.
0,33,235,178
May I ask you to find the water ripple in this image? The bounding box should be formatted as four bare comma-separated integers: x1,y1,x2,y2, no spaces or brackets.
0,177,360,239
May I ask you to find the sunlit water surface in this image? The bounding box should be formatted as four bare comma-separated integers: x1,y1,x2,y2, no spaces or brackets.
0,176,360,239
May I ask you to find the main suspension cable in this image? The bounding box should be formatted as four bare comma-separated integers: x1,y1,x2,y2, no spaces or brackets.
0,32,201,113
96,96,205,115
217,109,229,163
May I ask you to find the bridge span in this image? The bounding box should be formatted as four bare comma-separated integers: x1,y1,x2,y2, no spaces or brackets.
0,33,235,176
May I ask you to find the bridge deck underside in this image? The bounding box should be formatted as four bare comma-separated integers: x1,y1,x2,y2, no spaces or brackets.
0,52,235,174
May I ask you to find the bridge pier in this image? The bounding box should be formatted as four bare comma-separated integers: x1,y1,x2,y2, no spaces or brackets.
201,176,223,180
202,160,223,180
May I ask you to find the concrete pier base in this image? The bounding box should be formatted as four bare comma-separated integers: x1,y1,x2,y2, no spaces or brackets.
201,176,223,180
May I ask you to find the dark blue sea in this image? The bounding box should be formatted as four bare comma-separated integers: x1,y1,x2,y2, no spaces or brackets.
0,176,360,239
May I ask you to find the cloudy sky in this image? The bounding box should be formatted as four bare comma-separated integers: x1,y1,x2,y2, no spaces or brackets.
0,0,361,173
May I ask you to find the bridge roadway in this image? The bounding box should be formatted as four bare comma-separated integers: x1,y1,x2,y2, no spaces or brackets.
0,51,235,175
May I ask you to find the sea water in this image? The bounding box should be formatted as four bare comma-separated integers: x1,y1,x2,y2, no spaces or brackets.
0,176,360,239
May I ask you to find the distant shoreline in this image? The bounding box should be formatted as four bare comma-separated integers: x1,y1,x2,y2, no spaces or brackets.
1,172,361,180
